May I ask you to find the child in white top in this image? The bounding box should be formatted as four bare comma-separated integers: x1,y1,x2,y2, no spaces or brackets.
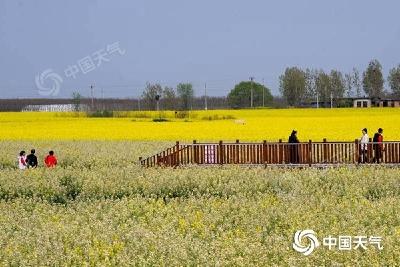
359,128,369,163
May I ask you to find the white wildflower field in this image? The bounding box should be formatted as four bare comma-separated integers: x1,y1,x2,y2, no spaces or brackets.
0,141,399,265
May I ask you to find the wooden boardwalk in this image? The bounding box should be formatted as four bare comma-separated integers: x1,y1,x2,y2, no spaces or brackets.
140,140,400,167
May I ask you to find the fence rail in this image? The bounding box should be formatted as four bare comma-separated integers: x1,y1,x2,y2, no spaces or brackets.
140,139,400,167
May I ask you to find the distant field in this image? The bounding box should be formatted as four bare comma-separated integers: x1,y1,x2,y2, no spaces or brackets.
1,108,400,141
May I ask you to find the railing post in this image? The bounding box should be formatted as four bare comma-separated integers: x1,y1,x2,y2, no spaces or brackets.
176,141,180,166
279,139,283,164
354,139,359,164
193,140,197,164
171,145,175,166
236,139,240,163
219,140,224,165
368,138,372,163
156,154,160,166
323,138,327,163
139,157,143,166
263,140,267,167
309,140,312,167
162,150,166,165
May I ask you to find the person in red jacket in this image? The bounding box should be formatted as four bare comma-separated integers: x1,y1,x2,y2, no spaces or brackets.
44,151,58,167
373,128,384,163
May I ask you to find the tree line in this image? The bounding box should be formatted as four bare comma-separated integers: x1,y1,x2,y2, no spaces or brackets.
279,59,400,106
140,81,274,110
5,59,399,111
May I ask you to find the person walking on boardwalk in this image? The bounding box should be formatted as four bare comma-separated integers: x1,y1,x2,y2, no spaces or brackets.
18,151,27,170
373,128,384,163
288,130,300,164
26,149,38,168
44,151,58,168
359,128,369,163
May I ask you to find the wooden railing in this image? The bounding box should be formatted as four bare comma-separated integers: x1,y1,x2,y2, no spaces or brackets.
139,140,400,167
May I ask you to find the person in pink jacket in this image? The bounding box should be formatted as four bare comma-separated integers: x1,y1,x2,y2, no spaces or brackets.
18,150,27,170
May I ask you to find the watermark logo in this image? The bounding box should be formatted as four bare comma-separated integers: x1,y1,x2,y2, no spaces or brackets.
34,41,125,96
292,230,383,256
35,69,63,96
293,230,320,256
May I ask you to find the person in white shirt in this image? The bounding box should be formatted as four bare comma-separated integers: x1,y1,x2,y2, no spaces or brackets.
359,128,369,163
18,150,27,170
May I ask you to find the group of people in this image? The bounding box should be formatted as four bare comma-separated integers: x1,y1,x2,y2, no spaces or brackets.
18,149,58,170
287,128,385,164
359,128,385,164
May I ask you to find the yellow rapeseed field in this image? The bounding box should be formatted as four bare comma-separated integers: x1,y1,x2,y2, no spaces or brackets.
1,108,399,141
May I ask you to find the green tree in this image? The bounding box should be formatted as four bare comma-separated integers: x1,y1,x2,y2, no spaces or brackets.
71,92,82,112
345,72,353,97
330,70,345,99
177,83,194,110
227,81,273,108
304,68,318,103
363,59,384,98
352,68,362,97
162,86,176,110
279,67,306,106
315,70,331,105
388,65,400,98
142,83,162,110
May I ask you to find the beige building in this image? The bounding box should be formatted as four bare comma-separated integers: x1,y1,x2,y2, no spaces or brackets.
378,99,400,107
352,98,400,108
353,98,372,108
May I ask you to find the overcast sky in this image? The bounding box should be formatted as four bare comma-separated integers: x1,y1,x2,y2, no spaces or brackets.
0,0,400,98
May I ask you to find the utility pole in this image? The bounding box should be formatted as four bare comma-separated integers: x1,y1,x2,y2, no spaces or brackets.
262,78,265,107
101,88,104,110
330,92,333,108
204,83,208,110
316,92,319,109
90,85,94,110
250,76,254,108
155,95,160,112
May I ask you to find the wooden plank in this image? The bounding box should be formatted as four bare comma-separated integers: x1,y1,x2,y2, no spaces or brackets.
334,144,337,163
391,143,395,163
186,145,190,164
262,141,267,164
384,142,388,163
220,141,224,164
246,144,250,163
354,139,359,164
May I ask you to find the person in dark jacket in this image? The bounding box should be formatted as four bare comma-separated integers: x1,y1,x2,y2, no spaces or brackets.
288,130,300,163
372,128,384,163
26,149,38,168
